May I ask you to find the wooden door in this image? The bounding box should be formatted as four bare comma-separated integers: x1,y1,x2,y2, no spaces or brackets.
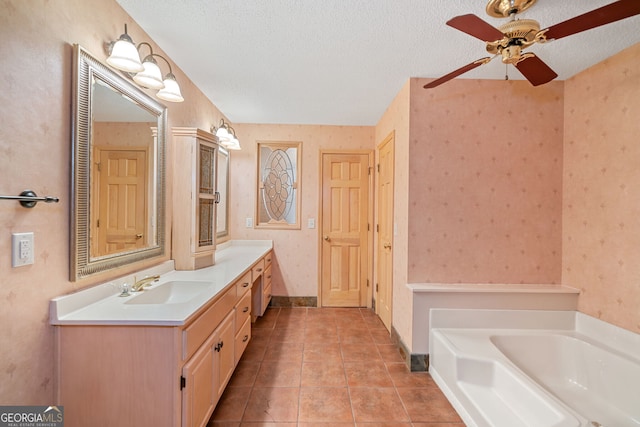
376,134,394,331
320,152,371,307
95,149,147,257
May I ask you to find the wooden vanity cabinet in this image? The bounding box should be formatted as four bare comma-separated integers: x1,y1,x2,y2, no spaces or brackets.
182,310,235,427
234,271,252,364
172,127,219,270
55,270,258,427
251,250,273,319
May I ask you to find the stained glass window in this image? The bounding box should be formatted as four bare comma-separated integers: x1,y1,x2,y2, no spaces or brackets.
257,141,301,229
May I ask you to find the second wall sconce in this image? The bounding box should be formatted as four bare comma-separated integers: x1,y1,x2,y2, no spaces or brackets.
106,24,184,103
212,119,241,150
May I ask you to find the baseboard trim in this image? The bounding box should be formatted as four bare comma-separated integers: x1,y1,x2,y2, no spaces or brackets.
391,325,429,372
269,296,318,308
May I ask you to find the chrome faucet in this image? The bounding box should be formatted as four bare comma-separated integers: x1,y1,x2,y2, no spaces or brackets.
131,275,160,292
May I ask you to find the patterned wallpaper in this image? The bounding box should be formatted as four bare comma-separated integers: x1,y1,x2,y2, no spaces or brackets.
230,124,375,298
0,0,231,404
407,78,564,284
563,43,640,333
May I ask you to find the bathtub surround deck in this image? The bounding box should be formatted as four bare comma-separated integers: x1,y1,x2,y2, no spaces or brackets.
429,308,640,427
406,283,580,369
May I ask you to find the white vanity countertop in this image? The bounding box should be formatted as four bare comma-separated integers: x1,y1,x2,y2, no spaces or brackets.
50,240,272,326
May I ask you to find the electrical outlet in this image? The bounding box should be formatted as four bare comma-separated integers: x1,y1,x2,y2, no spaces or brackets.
12,232,34,267
245,217,253,228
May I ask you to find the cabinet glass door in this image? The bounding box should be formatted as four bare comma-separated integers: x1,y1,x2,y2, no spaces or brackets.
197,143,216,249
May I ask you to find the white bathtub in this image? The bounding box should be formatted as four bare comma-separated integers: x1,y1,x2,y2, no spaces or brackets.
429,309,640,427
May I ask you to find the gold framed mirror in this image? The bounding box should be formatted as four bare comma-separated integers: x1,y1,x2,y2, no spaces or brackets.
70,44,167,281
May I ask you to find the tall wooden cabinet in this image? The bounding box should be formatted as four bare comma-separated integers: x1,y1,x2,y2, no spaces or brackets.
172,128,219,270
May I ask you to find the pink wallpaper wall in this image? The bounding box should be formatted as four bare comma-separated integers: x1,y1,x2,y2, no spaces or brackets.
0,0,229,404
229,124,375,298
93,122,155,148
563,43,640,333
2,0,638,407
407,78,564,284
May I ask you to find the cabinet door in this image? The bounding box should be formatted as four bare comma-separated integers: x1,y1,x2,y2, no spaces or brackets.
214,312,236,400
216,147,229,239
196,142,217,251
182,332,216,427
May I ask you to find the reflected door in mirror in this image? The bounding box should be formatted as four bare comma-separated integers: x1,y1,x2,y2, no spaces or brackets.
92,148,148,257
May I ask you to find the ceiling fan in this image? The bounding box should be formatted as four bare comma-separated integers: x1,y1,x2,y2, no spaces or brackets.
424,0,640,89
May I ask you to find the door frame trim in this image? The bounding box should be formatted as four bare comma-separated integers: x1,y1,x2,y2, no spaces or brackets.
374,131,395,329
317,149,374,308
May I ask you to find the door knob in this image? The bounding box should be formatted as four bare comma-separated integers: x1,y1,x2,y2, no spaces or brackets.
323,235,331,241
136,234,143,239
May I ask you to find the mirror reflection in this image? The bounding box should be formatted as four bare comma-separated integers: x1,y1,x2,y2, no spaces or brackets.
71,45,166,281
91,80,157,257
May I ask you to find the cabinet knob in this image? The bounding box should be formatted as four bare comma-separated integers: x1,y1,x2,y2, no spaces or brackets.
256,268,263,272
243,335,249,342
242,307,249,313
242,282,249,287
323,235,330,241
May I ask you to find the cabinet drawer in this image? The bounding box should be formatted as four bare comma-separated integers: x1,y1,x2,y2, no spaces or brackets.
251,259,265,281
264,251,273,268
235,271,252,295
235,290,252,333
262,283,272,314
234,316,251,365
263,265,272,288
183,286,236,361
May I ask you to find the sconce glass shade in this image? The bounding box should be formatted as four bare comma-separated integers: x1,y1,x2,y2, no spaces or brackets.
133,56,165,89
226,136,241,150
156,73,184,102
107,34,144,73
214,119,241,150
215,126,231,142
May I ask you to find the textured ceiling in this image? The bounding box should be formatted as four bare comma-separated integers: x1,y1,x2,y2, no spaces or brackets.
115,0,640,125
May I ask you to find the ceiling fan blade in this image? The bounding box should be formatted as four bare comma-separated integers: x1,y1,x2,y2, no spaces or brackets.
424,57,494,89
514,54,558,86
447,14,505,42
544,0,640,41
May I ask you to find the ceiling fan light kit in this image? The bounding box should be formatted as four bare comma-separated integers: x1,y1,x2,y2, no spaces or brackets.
486,0,538,18
425,0,640,89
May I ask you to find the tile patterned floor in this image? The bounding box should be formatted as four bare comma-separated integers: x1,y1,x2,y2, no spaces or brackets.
208,307,464,426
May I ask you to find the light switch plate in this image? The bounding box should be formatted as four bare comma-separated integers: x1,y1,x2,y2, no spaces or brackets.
12,232,34,267
307,218,315,229
245,217,253,228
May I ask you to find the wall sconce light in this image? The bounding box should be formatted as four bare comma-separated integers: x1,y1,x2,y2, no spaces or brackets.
212,119,241,150
106,24,184,103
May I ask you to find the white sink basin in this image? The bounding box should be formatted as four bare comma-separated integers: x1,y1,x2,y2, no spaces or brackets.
124,281,211,305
